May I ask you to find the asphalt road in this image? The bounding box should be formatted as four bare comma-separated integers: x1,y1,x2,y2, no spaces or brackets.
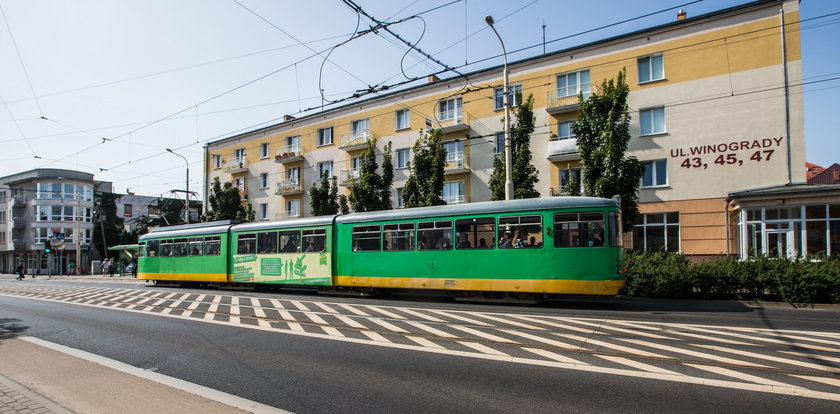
1,279,838,413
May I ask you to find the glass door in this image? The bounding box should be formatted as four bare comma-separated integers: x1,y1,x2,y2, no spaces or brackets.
766,229,794,259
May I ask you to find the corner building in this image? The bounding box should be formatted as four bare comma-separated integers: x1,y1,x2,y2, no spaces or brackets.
205,0,805,260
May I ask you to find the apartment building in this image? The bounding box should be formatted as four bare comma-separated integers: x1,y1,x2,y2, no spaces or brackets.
205,0,830,259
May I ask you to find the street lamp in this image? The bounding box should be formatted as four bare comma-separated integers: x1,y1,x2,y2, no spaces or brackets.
166,148,190,224
485,15,513,201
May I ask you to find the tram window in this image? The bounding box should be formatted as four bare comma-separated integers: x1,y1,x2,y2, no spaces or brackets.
383,223,415,251
237,233,257,254
499,215,543,248
159,240,172,257
554,212,605,248
455,217,495,249
279,230,301,253
189,238,204,256
258,231,278,254
173,238,188,257
352,225,381,252
417,220,452,250
146,240,159,257
205,237,221,255
609,212,622,247
302,228,327,253
138,243,146,258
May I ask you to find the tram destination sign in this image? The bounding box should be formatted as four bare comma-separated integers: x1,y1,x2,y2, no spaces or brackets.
669,137,784,170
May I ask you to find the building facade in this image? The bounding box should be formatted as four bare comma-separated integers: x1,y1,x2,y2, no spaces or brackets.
0,169,111,275
205,0,810,259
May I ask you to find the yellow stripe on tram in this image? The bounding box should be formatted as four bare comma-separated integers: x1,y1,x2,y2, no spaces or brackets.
335,276,624,295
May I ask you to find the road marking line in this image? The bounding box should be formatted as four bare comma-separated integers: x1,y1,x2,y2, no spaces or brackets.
333,315,367,329
203,312,215,321
458,341,509,356
596,355,682,375
150,299,166,307
404,321,458,338
20,337,289,414
560,335,669,359
362,331,390,343
429,310,493,326
660,329,757,346
277,310,295,321
508,315,603,334
135,297,153,305
287,322,304,332
759,333,840,350
321,326,344,337
790,375,840,388
521,348,587,364
365,306,407,320
257,318,271,328
269,299,285,309
449,325,518,343
367,318,409,333
161,308,173,315
229,305,241,316
395,308,447,323
230,296,239,307
695,345,840,373
180,310,192,318
675,325,838,351
311,302,338,314
465,313,548,330
780,351,840,364
207,303,219,313
336,303,371,317
250,298,266,318
289,300,309,311
228,315,240,325
163,292,178,299
685,363,801,388
500,329,579,350
303,312,328,325
618,338,768,368
211,295,222,304
406,336,444,349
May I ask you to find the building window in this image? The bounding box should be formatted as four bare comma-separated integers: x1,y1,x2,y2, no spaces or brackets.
443,181,465,204
642,160,667,188
260,143,269,159
397,149,410,169
260,173,268,189
286,200,300,218
396,187,405,208
286,167,300,183
438,97,462,121
395,109,410,130
351,119,370,139
286,135,300,153
556,70,590,98
557,121,576,140
560,168,582,195
124,204,133,218
260,203,268,220
213,155,221,169
234,148,246,163
317,161,334,179
495,133,504,155
638,54,664,83
234,177,245,194
640,107,666,135
633,212,680,252
494,84,522,110
318,127,333,146
443,140,464,163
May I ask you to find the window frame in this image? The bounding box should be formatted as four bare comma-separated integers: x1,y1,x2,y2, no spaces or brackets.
396,148,410,169
317,127,334,146
641,159,668,188
260,142,269,159
557,121,576,140
638,53,665,84
556,69,591,98
260,173,269,189
493,84,522,110
395,109,410,130
383,222,415,251
633,212,680,252
438,97,463,121
553,212,606,248
352,225,381,252
639,106,666,136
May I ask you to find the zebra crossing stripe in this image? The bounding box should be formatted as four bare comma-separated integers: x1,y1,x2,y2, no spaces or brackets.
310,302,339,314
364,306,407,320
333,315,367,329
617,338,769,368
394,308,447,323
569,320,677,340
429,310,493,326
695,344,840,373
403,321,458,338
686,364,802,388
596,355,682,375
501,329,579,350
336,303,371,317
464,312,548,330
250,298,266,318
321,326,344,337
559,335,672,359
406,336,445,349
780,351,840,364
303,312,328,325
508,315,604,334
289,300,309,311
458,341,509,356
790,375,840,388
362,331,390,343
521,348,588,365
449,325,518,343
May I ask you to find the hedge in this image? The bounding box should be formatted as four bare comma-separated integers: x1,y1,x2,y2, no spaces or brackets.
621,251,840,304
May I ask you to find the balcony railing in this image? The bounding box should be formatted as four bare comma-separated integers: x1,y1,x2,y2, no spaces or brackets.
275,179,303,195
339,129,372,150
547,138,580,161
546,86,593,114
285,210,301,218
442,194,467,204
550,185,582,196
274,146,304,163
436,112,470,134
444,152,469,175
223,159,248,173
339,169,360,186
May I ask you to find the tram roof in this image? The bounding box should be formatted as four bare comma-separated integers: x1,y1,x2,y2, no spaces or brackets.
336,196,617,224
231,216,335,232
139,223,237,240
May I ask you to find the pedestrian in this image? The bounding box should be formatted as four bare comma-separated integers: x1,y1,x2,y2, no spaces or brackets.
131,257,138,278
15,264,24,280
101,258,110,275
108,259,116,278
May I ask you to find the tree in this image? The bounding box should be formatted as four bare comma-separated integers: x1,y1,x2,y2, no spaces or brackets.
203,177,255,222
489,94,540,200
572,68,644,229
348,138,394,212
564,164,582,197
92,191,126,260
309,172,339,216
402,128,446,207
134,197,203,232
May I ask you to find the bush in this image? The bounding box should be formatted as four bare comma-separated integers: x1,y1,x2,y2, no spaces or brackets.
622,251,840,304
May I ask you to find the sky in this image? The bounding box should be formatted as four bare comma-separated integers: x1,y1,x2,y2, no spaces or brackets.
0,0,837,201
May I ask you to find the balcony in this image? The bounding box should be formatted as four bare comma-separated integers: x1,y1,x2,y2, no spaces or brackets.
340,129,373,151
277,210,300,219
275,180,303,196
442,194,468,205
339,169,360,186
546,87,593,115
12,197,26,207
274,146,304,164
11,219,25,229
12,239,26,250
444,152,470,175
547,138,580,161
223,159,248,173
550,186,582,197
436,112,470,135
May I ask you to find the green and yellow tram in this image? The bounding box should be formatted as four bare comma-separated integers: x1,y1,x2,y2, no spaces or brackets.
138,196,626,298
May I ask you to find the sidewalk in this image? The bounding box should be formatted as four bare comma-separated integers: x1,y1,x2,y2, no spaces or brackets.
0,334,283,414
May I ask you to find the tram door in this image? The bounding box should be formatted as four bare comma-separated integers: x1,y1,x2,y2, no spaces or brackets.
766,229,794,259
